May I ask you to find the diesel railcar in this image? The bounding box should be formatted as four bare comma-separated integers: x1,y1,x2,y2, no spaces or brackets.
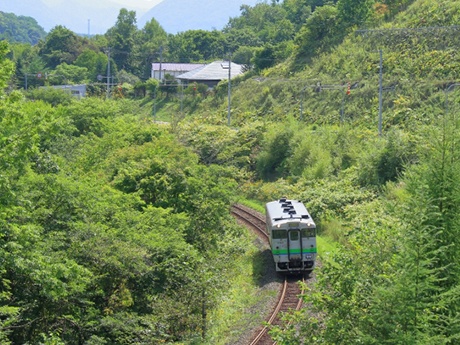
265,198,317,274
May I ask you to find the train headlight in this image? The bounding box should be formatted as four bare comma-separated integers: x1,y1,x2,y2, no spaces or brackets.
305,254,313,260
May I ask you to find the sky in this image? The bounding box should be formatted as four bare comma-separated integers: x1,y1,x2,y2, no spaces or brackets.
41,0,163,11
26,0,165,34
38,0,164,22
40,0,164,13
109,0,164,11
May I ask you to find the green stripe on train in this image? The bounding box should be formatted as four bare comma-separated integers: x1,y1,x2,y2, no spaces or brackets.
272,248,317,255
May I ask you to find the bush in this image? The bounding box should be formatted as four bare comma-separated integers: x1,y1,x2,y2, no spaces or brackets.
357,129,417,187
26,87,74,106
133,81,146,98
145,78,159,98
255,122,293,181
184,83,208,97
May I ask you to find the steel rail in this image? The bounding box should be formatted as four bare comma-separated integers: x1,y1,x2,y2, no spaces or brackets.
231,204,306,345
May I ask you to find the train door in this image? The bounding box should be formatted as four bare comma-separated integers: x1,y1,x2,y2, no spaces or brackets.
288,229,302,268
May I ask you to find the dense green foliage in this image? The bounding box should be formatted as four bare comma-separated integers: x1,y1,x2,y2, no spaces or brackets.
0,55,249,343
0,41,14,90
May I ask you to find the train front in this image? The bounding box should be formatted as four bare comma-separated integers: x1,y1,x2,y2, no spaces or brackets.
266,199,317,274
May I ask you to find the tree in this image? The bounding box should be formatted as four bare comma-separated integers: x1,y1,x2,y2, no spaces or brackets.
0,41,15,92
224,27,262,52
74,48,108,82
365,184,454,344
402,111,460,340
232,46,256,71
139,18,168,49
282,0,312,30
294,5,340,63
54,63,89,84
105,9,137,73
116,69,140,85
10,43,46,89
135,18,168,79
190,30,226,60
224,3,294,46
167,30,225,62
337,0,374,29
252,44,277,72
39,26,86,69
133,81,146,98
145,78,159,98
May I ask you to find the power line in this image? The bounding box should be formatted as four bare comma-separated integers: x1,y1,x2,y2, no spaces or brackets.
356,25,460,35
355,25,460,51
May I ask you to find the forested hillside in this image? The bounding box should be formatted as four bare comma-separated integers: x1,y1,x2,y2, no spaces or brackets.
0,12,46,45
2,0,460,344
0,46,250,344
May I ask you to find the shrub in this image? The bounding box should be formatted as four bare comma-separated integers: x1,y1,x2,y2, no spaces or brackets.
26,87,74,106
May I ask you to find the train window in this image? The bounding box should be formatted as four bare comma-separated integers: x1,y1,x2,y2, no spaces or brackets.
290,231,299,241
301,229,316,238
272,230,287,239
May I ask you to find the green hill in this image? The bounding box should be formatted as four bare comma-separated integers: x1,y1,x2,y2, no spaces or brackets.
0,11,46,45
201,0,460,131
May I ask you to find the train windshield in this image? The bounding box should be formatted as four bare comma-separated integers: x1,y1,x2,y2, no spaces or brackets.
272,230,287,239
301,228,316,238
290,231,299,241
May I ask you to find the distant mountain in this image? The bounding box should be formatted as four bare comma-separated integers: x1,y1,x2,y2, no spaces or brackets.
0,0,262,35
0,11,47,44
139,0,262,34
1,0,54,31
0,0,148,35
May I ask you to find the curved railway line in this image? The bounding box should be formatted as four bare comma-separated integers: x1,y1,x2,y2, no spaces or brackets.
231,204,307,345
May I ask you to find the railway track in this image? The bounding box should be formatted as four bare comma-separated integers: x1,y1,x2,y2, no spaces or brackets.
231,204,305,345
231,204,268,242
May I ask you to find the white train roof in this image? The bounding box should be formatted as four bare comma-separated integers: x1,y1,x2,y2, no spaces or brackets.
266,198,315,225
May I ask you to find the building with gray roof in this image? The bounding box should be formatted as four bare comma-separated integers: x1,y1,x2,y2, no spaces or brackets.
151,63,206,80
176,61,244,88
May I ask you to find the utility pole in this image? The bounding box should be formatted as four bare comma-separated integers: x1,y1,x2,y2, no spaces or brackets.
106,48,111,99
378,49,383,136
227,54,231,126
153,88,157,123
158,46,163,81
180,82,184,114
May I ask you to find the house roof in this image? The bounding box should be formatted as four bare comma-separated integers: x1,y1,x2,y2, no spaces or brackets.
176,61,244,81
151,63,205,72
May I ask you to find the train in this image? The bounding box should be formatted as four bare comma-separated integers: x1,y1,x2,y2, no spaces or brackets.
265,198,317,274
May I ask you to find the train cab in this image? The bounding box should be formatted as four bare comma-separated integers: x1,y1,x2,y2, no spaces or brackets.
265,198,317,274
